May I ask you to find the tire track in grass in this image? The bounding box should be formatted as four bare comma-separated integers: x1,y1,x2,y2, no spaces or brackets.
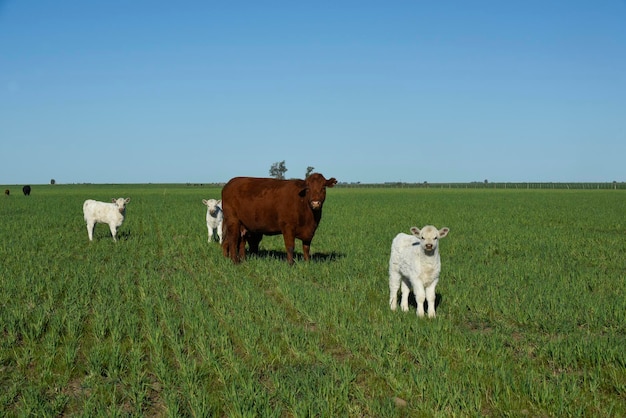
143,266,224,416
147,233,267,416
247,268,396,415
238,273,341,414
176,247,392,414
113,219,169,416
186,262,286,415
130,214,190,416
180,256,354,414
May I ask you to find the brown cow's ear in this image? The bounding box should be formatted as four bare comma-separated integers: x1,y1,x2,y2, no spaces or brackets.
299,188,308,197
326,178,337,187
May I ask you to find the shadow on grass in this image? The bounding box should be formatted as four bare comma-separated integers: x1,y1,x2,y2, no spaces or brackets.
406,292,443,312
248,249,345,263
116,230,132,241
87,229,132,242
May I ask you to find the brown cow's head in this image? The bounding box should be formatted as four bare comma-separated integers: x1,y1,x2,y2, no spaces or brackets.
300,173,337,210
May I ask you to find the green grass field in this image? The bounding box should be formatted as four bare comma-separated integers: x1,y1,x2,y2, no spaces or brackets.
1,184,625,416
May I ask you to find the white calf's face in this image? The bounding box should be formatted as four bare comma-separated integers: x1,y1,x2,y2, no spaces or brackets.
203,199,221,216
410,225,449,252
112,197,130,213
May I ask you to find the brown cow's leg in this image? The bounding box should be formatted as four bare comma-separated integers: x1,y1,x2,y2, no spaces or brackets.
225,220,241,263
286,246,295,265
232,240,241,263
283,233,296,265
238,235,246,261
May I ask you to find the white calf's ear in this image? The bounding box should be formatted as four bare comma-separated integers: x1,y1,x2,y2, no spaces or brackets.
410,226,420,236
439,227,450,238
125,198,131,204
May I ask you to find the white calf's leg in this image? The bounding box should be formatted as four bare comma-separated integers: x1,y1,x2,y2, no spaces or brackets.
86,222,95,241
207,225,213,243
389,270,401,310
425,284,437,318
400,279,411,312
109,224,117,241
413,283,426,317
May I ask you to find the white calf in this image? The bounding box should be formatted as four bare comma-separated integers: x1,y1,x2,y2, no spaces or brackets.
202,198,223,243
83,198,130,242
389,225,449,317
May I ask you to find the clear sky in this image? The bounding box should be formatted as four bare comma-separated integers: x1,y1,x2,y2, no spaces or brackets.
1,1,625,185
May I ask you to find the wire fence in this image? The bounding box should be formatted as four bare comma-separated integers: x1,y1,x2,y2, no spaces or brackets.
338,182,626,190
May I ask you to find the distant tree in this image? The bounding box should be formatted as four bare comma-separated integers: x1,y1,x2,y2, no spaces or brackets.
484,179,489,184
269,161,287,180
305,166,315,178
50,179,56,185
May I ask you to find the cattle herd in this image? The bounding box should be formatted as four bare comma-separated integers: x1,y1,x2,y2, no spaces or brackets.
4,175,450,317
76,172,450,317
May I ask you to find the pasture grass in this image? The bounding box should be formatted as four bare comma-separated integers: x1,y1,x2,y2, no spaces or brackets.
1,184,625,416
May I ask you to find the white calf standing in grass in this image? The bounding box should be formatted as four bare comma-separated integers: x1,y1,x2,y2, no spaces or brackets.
389,225,450,317
202,198,223,243
83,198,131,242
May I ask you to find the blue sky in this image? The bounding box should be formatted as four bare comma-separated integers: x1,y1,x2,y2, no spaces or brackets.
1,1,625,184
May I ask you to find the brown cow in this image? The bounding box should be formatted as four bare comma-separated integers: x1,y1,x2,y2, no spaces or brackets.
221,173,337,264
